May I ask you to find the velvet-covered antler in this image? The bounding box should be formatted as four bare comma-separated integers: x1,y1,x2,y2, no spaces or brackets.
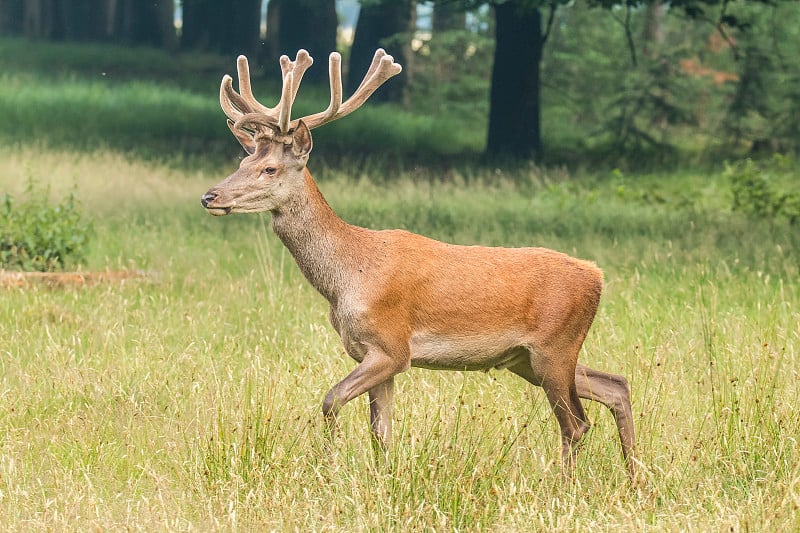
219,49,402,138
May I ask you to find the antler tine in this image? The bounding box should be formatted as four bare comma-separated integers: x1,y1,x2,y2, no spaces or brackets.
354,48,388,95
236,55,273,116
272,50,314,133
220,52,313,135
220,56,279,131
277,70,295,133
297,49,401,131
331,52,402,121
281,50,313,102
219,75,243,123
299,52,344,130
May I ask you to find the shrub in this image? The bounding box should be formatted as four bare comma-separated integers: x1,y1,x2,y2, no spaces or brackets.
728,156,800,225
0,178,91,272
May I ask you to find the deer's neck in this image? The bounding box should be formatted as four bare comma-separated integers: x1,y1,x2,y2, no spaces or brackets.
270,169,354,305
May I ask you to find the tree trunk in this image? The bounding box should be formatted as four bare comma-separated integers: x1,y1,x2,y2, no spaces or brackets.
183,0,261,55
59,0,110,41
348,0,414,104
264,0,280,64
22,0,45,38
154,0,177,50
12,0,114,41
23,0,66,40
113,0,175,48
642,1,666,59
264,0,337,84
486,1,542,161
222,0,262,56
0,0,24,35
180,0,207,49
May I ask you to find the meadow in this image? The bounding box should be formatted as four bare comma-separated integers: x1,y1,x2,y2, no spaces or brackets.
1,36,799,531
0,142,798,530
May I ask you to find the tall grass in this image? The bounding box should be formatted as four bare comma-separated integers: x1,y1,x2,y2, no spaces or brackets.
0,146,798,529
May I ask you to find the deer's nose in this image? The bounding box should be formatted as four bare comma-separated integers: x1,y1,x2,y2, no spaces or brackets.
200,192,217,208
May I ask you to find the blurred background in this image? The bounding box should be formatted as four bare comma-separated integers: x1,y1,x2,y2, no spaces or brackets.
1,0,798,169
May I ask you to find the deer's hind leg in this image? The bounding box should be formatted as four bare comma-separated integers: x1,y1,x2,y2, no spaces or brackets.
508,355,590,477
574,363,636,481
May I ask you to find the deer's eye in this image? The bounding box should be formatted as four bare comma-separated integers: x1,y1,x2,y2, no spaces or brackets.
262,167,277,175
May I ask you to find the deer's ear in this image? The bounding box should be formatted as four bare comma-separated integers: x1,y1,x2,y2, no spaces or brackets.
227,120,256,155
291,120,313,158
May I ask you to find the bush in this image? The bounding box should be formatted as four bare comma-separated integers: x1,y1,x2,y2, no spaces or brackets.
0,179,91,272
728,156,800,225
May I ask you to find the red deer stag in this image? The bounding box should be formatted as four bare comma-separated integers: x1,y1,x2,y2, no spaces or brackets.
201,49,636,480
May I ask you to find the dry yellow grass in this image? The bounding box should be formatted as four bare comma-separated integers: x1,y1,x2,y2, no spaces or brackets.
0,147,798,530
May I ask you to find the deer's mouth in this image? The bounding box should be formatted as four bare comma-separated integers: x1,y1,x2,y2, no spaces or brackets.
201,192,233,216
205,206,232,216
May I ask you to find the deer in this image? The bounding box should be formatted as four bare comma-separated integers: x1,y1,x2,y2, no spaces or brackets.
200,49,637,481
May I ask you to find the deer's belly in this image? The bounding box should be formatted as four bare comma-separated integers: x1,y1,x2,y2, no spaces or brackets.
409,330,530,371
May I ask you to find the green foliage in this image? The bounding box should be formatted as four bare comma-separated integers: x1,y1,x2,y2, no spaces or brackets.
408,28,493,127
598,51,703,156
542,1,799,165
722,3,800,152
0,178,91,271
727,156,800,224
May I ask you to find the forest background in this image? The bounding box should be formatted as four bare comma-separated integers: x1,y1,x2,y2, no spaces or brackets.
2,0,799,165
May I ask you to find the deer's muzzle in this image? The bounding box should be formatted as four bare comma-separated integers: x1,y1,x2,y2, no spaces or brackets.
201,191,232,216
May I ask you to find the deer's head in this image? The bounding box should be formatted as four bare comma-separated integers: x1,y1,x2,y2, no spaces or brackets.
201,50,402,216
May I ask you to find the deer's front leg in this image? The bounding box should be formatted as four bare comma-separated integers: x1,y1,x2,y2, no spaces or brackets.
322,343,406,441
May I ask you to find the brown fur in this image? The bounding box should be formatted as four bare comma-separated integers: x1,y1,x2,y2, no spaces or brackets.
201,53,637,481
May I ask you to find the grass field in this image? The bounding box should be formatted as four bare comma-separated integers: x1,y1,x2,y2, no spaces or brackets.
0,145,798,530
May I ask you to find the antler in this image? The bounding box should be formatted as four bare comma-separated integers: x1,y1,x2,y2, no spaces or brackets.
219,50,313,135
219,49,402,138
299,49,402,130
